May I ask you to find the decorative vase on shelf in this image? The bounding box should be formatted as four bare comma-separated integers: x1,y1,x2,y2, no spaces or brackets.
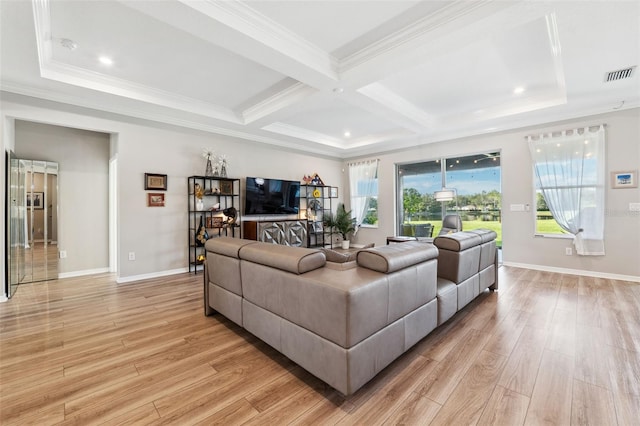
213,164,220,177
220,159,228,178
205,158,214,177
195,216,208,247
196,199,204,211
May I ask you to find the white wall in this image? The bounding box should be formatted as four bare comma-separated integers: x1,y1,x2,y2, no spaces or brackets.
351,108,640,280
1,94,343,284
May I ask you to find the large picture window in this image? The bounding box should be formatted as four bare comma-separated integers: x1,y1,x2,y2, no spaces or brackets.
528,125,605,255
397,152,501,245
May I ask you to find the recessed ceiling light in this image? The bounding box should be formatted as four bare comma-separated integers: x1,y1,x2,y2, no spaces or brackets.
99,56,113,66
343,131,351,138
513,86,525,94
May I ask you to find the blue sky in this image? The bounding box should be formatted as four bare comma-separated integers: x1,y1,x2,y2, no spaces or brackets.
402,167,501,196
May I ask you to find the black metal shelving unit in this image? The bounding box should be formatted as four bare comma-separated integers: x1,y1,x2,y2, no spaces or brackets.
188,175,240,273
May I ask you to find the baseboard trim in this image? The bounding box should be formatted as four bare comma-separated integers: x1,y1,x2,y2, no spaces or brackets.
116,268,189,284
58,268,110,279
502,261,640,283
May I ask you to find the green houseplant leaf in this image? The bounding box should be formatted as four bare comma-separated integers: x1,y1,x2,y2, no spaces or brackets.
323,203,356,241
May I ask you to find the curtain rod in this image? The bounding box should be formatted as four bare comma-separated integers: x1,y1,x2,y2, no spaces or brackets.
347,159,379,166
525,123,606,140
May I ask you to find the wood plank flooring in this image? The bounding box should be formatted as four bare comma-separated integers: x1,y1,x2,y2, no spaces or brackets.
1,267,639,425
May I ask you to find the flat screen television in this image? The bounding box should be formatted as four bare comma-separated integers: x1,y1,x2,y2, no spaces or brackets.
244,177,300,215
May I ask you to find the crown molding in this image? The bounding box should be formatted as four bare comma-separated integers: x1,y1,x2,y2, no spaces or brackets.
0,82,344,158
32,0,52,70
358,82,436,128
179,0,339,81
262,122,344,148
41,60,241,123
242,82,317,124
339,0,492,73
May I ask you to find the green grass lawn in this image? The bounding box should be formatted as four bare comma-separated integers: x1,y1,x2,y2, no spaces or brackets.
405,219,567,248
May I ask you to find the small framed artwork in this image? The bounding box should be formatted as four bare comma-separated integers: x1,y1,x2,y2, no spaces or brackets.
27,192,44,210
330,187,338,198
207,216,224,228
219,180,233,195
611,170,638,189
313,222,323,232
144,173,167,191
147,193,165,207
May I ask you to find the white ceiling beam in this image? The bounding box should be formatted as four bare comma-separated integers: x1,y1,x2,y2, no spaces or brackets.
119,0,341,90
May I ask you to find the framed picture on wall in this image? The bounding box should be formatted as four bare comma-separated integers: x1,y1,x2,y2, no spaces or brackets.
611,170,638,189
145,173,167,191
330,187,338,198
147,193,165,207
27,192,44,210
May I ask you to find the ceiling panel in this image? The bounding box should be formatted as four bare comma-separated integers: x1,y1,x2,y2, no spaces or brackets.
50,0,287,109
276,96,407,141
379,16,561,117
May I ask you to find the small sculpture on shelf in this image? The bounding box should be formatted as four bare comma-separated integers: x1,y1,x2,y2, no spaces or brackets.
302,173,324,185
202,148,216,177
223,207,237,226
219,154,228,178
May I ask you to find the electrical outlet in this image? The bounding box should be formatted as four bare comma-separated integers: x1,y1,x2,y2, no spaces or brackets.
59,250,67,259
565,247,573,256
128,252,136,261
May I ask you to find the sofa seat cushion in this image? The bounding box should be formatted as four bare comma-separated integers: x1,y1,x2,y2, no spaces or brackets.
325,260,358,271
240,242,325,274
357,242,438,273
436,278,457,325
434,231,482,252
320,248,358,263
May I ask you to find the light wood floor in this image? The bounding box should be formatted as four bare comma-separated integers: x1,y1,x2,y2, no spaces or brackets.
1,267,639,425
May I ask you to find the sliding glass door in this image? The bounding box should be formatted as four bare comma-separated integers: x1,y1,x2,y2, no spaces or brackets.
397,152,502,246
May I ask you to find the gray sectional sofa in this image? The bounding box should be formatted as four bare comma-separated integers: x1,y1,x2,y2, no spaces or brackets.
204,230,498,395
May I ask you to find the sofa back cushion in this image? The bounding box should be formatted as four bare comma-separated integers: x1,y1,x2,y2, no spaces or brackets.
205,237,258,296
433,231,482,252
240,242,325,274
356,241,438,273
434,232,484,284
467,229,497,270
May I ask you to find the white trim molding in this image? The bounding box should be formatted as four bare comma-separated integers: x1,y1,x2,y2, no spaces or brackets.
503,262,640,283
116,268,189,284
58,267,111,279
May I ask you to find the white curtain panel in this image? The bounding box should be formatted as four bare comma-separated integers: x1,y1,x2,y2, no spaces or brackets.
528,125,606,255
348,159,379,234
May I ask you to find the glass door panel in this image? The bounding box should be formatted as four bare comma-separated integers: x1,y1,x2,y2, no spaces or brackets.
445,152,502,247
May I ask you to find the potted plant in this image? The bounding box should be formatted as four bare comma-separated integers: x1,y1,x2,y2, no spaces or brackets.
323,203,356,249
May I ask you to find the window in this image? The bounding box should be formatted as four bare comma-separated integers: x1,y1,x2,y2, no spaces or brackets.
349,160,379,227
528,125,605,255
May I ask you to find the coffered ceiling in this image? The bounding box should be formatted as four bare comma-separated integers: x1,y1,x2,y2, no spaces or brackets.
1,0,638,158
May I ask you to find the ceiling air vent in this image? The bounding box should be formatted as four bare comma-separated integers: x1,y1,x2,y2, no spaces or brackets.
605,66,635,82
